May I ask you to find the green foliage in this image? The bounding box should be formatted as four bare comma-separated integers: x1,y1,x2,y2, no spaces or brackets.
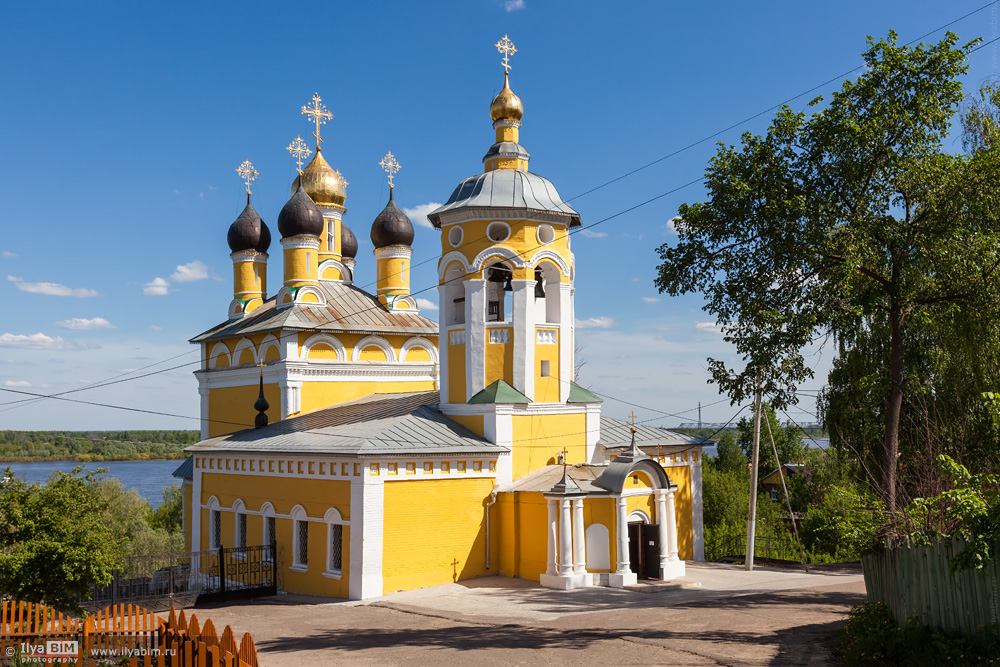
735,404,803,486
798,486,883,561
0,430,198,461
836,600,1000,666
713,432,748,474
0,466,127,613
128,526,184,558
149,483,183,533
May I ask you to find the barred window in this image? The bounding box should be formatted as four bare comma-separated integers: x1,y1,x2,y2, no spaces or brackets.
211,510,221,549
329,524,343,573
266,516,276,547
296,520,309,566
238,513,247,549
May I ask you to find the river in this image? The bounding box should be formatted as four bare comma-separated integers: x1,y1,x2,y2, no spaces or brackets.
2,460,184,508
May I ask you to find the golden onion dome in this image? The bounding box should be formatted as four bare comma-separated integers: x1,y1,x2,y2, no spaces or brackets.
490,71,523,122
295,149,347,207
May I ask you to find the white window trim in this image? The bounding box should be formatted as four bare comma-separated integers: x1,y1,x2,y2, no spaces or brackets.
324,508,345,579
291,505,309,571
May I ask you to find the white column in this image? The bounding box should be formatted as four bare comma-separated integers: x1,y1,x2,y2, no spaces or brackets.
665,489,679,562
559,498,573,575
615,496,630,574
655,490,669,571
545,498,558,575
572,498,586,574
437,284,450,402
512,280,535,399
558,283,573,403
466,279,486,399
198,385,210,441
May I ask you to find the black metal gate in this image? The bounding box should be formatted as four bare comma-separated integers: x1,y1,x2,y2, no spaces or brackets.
81,543,280,611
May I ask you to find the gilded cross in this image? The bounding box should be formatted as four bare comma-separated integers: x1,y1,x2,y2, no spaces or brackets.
236,160,258,195
286,135,312,174
379,151,401,189
559,447,569,465
301,93,333,148
257,360,266,377
628,411,638,432
495,35,517,73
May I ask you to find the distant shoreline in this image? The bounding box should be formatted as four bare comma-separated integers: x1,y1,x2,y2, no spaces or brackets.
0,455,187,464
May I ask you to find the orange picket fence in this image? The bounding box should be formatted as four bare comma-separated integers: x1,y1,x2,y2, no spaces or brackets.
0,600,259,667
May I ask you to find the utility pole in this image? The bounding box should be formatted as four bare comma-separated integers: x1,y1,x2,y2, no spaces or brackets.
698,402,702,429
745,372,763,571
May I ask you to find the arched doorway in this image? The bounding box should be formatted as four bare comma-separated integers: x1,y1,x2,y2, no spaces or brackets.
626,510,660,580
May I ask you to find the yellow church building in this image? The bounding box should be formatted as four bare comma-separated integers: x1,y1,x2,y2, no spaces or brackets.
175,37,704,600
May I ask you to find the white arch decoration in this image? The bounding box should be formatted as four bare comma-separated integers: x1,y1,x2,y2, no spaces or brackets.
399,336,438,363
259,501,274,517
259,334,280,362
471,245,528,273
438,252,471,280
323,507,346,524
275,286,294,309
209,343,232,369
231,498,245,513
528,249,571,277
294,285,327,306
352,334,396,362
302,333,346,361
227,299,245,320
206,495,220,511
232,338,257,366
627,509,651,524
318,258,349,280
260,502,276,546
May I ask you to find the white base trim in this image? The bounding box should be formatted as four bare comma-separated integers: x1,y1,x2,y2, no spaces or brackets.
608,571,637,588
659,560,686,580
540,572,593,590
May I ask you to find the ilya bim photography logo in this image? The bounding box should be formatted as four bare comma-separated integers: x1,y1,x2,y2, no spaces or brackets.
6,634,176,662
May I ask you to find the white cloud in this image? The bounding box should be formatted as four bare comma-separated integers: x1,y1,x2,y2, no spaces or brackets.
580,229,608,238
2,251,16,258
0,333,82,350
150,324,163,331
503,0,525,10
199,192,204,200
666,216,681,234
4,380,30,387
641,296,660,303
143,277,170,296
402,203,443,230
170,261,209,283
56,317,116,331
575,316,615,329
7,276,98,298
416,298,438,311
695,321,725,335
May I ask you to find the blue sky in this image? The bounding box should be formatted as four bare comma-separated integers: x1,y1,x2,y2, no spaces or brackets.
0,1,996,431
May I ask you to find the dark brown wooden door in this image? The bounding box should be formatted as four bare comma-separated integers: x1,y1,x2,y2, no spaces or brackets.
641,524,661,579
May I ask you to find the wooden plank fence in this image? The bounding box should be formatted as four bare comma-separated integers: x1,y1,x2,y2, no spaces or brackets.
0,600,259,667
862,539,1000,635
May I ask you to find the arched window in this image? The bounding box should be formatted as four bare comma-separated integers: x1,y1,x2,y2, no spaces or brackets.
535,261,561,324
290,505,309,570
232,499,246,550
485,261,512,323
444,263,466,326
324,508,345,577
260,502,276,552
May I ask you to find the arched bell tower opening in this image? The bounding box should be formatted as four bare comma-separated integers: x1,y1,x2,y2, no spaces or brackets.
485,261,513,323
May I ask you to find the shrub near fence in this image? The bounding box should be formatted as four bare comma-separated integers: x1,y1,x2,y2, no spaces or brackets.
862,539,1000,634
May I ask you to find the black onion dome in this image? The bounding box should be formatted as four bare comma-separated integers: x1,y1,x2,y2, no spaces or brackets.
370,189,414,248
277,176,324,238
227,194,271,253
341,221,358,259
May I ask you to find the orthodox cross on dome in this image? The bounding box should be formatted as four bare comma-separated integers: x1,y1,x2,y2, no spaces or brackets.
334,169,349,187
628,411,638,433
236,160,259,195
558,447,569,465
495,34,517,73
257,359,266,377
301,92,333,149
379,151,401,189
286,135,312,174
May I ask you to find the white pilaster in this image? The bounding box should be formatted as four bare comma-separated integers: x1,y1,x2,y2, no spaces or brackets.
609,495,637,588
466,279,486,399
545,498,558,576
659,487,685,579
558,283,573,403
198,385,210,441
559,498,573,575
691,451,705,561
438,285,450,403
511,280,535,399
572,498,586,574
349,476,384,600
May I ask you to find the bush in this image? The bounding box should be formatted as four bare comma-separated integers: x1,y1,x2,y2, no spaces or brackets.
836,601,1000,666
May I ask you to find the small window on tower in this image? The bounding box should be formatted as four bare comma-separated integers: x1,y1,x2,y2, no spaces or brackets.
540,360,551,377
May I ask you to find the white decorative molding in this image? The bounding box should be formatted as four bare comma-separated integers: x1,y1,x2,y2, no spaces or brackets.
536,224,555,245
280,236,320,250
434,209,574,228
470,245,527,273
230,250,267,263
351,335,396,362
448,225,464,248
374,245,413,260
486,221,511,243
275,286,294,309
438,252,471,280
536,329,557,344
232,338,257,366
449,329,466,345
399,336,438,363
209,342,232,369
301,333,346,362
227,299,245,321
294,284,327,306
318,258,350,281
528,249,571,277
493,118,521,129
259,333,280,363
488,328,510,344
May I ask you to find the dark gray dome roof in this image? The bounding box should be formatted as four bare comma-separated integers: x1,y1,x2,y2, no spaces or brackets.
370,190,414,248
278,177,324,238
341,221,358,258
427,169,580,228
227,194,271,253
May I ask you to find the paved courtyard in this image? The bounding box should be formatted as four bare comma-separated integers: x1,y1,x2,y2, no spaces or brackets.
191,563,866,666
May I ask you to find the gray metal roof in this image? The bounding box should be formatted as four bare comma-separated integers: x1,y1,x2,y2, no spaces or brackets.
599,417,704,450
172,456,193,480
186,391,508,456
499,464,610,494
191,280,437,343
427,169,581,228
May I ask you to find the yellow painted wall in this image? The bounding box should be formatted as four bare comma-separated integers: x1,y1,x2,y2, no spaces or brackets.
625,493,657,524
298,379,435,416
198,472,351,598
321,265,343,281
381,478,494,594
439,219,571,275
359,346,388,362
233,259,266,300
207,383,279,437
445,414,484,438
664,465,694,560
377,256,409,293
307,343,339,361
534,330,560,403
183,482,193,552
283,246,318,287
448,344,466,403
495,125,519,144
484,331,513,389
584,496,617,573
496,491,548,580
404,347,432,363
510,412,587,478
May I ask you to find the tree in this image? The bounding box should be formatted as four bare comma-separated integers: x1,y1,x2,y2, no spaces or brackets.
654,32,1000,514
149,483,183,533
736,404,803,484
0,467,126,613
713,431,748,474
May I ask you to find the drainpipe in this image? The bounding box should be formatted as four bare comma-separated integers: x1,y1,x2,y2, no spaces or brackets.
485,485,499,570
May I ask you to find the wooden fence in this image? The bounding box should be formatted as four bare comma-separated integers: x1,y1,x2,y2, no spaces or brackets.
862,539,1000,634
0,600,259,667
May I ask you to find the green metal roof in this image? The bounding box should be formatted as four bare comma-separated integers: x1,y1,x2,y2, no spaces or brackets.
468,380,531,404
567,381,603,403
